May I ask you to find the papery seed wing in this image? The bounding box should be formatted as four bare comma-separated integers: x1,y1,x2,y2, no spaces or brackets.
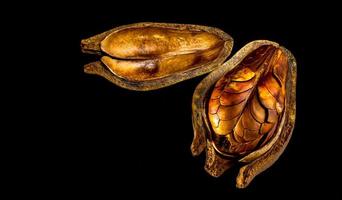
208,46,288,156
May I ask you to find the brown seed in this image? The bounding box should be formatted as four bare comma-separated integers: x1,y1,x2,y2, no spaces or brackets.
100,27,223,59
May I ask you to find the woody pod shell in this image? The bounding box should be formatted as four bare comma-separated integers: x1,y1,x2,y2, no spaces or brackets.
81,22,233,91
191,40,296,188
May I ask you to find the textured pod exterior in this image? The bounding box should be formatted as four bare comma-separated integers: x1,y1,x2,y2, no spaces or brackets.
191,40,296,188
81,22,233,91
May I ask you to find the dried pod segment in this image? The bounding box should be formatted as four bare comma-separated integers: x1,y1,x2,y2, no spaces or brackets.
81,22,233,91
191,40,296,188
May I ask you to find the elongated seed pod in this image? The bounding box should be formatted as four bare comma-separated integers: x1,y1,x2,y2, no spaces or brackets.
191,40,296,188
81,22,233,91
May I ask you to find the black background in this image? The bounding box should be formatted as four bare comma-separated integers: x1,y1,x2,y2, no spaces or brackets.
13,1,340,198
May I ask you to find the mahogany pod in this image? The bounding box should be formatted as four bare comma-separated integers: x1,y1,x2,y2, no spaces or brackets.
191,40,296,188
81,22,233,91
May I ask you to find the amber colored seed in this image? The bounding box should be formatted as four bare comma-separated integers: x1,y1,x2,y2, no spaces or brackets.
99,26,225,81
208,46,288,155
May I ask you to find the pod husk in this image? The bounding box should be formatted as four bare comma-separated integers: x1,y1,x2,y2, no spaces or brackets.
81,22,233,91
191,40,296,188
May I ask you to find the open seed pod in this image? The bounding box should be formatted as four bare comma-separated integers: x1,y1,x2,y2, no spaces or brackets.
81,22,233,91
191,40,296,188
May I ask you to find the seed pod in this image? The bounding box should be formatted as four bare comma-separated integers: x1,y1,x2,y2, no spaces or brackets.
191,40,296,188
81,22,233,91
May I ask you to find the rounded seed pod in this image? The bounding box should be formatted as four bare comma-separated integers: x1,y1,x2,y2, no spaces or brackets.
81,22,233,91
191,40,296,188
